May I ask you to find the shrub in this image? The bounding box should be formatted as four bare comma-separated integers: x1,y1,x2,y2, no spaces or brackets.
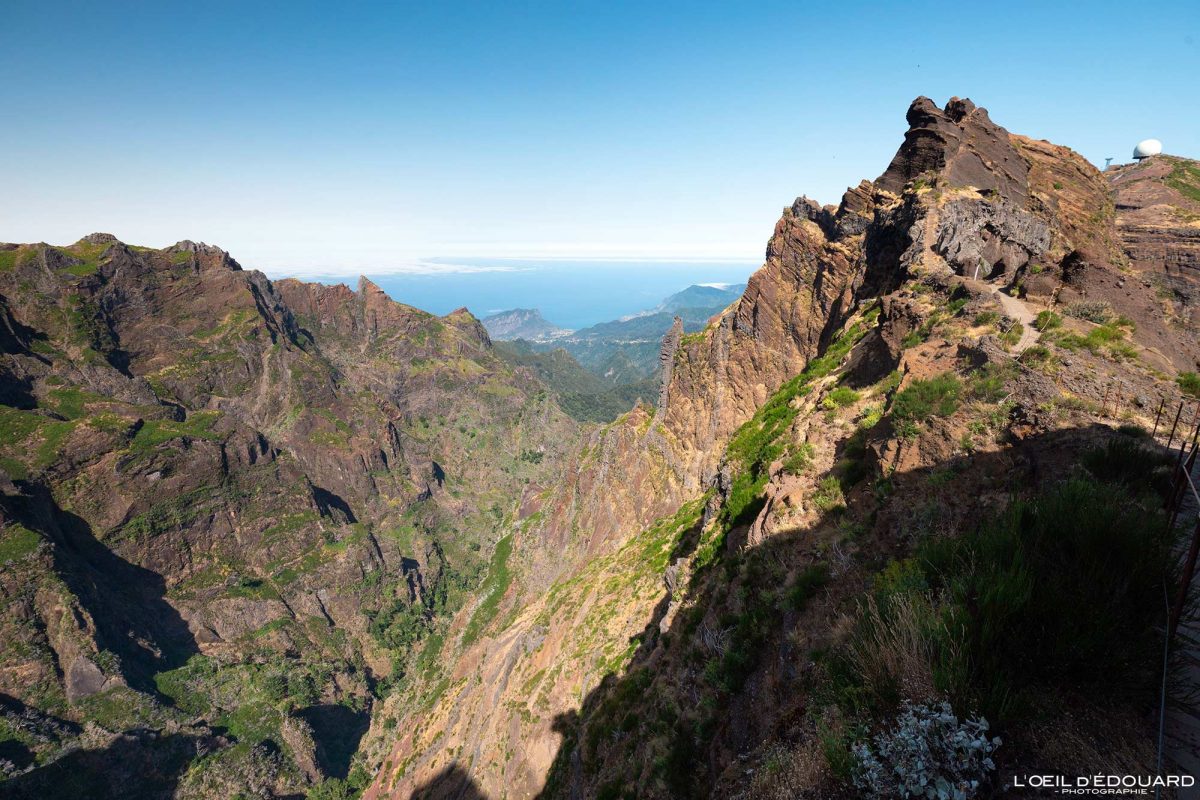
785,564,830,610
1081,437,1172,492
874,370,903,396
972,310,999,327
893,375,962,423
1018,344,1052,366
307,778,354,800
919,479,1172,717
836,456,868,489
826,476,1172,732
998,322,1023,348
1064,300,1114,325
782,443,814,474
1048,322,1137,361
852,701,1000,800
812,476,846,514
823,386,861,410
967,363,1013,403
1178,372,1200,398
1034,310,1062,330
848,592,962,707
858,405,883,429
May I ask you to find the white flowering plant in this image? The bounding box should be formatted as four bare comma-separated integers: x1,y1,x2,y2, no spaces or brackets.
852,701,1001,799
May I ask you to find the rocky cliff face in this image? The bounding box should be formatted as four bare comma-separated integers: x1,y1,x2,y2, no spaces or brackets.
0,239,576,796
368,98,1200,800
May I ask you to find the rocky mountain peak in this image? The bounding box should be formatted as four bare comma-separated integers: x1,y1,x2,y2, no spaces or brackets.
77,232,120,246
877,95,1029,204
481,308,571,342
443,307,493,348
356,275,387,298
169,239,243,271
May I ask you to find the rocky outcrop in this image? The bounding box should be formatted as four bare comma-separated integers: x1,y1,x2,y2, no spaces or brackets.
933,197,1051,280
656,316,683,410
877,96,1029,203
281,714,323,783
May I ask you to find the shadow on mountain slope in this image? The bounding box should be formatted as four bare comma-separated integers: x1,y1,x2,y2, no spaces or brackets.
299,703,371,780
6,484,199,699
536,422,1178,799
410,763,491,800
0,729,210,800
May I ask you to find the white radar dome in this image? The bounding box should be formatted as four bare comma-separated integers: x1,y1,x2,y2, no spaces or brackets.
1133,139,1163,159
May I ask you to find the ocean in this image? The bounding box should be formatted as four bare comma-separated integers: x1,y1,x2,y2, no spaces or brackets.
307,258,759,331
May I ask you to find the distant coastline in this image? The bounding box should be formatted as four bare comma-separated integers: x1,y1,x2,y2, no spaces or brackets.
293,258,757,330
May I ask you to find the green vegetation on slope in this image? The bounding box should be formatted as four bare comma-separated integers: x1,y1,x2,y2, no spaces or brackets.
493,340,655,422
707,305,877,551
815,437,1174,775
1164,157,1200,204
891,373,961,438
461,532,514,647
0,523,41,563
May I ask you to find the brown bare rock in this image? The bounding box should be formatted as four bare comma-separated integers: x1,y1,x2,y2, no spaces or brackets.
877,96,1029,203
656,316,684,411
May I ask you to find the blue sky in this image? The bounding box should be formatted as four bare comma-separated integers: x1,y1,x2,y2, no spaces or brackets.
2,0,1197,276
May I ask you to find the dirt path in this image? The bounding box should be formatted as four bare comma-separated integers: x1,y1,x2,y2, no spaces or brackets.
991,289,1040,353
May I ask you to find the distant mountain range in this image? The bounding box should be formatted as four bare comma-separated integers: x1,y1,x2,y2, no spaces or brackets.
483,283,746,397
654,283,745,313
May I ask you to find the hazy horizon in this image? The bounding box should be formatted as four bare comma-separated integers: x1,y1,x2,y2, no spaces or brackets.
315,257,757,330
4,0,1198,273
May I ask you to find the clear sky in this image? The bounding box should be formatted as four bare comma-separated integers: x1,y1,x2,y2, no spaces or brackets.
2,0,1197,276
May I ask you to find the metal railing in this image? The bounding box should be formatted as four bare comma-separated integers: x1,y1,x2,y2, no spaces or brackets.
1149,398,1200,792
1149,397,1200,639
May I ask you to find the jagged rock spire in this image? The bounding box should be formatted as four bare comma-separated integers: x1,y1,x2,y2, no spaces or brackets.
876,96,1029,204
